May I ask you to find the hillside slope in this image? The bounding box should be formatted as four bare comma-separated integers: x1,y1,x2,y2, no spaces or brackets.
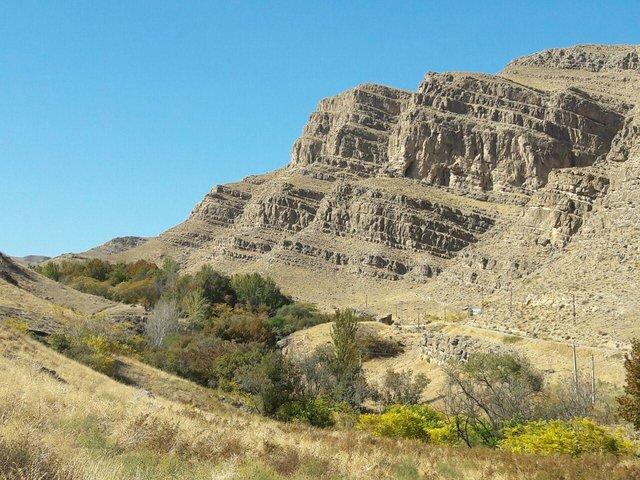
0,253,144,333
2,326,638,480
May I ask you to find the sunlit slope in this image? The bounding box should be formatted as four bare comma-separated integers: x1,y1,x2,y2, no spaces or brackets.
1,327,638,480
0,253,143,333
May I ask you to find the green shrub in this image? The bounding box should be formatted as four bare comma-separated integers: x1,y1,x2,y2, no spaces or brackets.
190,265,235,306
49,333,72,352
267,303,328,339
45,324,129,378
358,329,403,360
231,273,289,312
77,351,119,377
108,261,131,285
500,419,634,455
276,396,336,427
82,259,112,281
39,262,61,281
112,277,160,308
68,276,113,299
155,332,279,393
209,310,275,345
39,258,163,308
357,405,458,444
236,351,300,416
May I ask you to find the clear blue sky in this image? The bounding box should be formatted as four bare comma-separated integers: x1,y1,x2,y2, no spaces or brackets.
2,1,639,257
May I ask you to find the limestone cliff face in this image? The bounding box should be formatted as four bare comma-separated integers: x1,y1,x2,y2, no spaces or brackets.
156,173,496,282
293,72,622,193
388,74,622,191
506,44,640,72
291,84,411,177
191,184,253,226
316,183,494,257
526,167,610,247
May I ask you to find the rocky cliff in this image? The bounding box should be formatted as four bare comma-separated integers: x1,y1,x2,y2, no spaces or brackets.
72,44,640,349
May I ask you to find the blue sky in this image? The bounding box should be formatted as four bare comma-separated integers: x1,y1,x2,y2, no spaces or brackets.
2,1,639,257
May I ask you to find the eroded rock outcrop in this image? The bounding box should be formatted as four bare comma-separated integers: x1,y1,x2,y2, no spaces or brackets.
527,167,610,247
291,84,411,176
191,185,253,226
506,44,640,72
422,329,508,364
388,74,622,191
317,183,494,257
292,69,623,194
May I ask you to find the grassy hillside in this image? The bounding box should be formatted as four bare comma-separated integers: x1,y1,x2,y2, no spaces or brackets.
0,253,144,335
1,326,639,480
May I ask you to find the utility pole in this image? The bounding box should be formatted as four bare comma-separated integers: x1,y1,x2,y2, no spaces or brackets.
591,354,596,405
572,293,579,391
365,294,368,309
509,285,513,318
480,285,484,307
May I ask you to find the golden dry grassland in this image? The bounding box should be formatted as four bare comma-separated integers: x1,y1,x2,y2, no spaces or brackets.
2,327,640,480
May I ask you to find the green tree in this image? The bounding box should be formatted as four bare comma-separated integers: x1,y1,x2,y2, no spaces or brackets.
331,309,367,406
193,265,235,305
230,273,288,312
617,338,640,429
179,288,209,330
39,262,61,281
159,258,180,295
444,353,543,447
237,350,300,416
108,262,131,285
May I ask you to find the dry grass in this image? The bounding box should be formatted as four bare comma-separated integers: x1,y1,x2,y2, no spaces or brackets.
1,327,639,480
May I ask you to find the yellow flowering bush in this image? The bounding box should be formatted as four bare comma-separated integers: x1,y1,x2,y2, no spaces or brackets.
357,405,458,444
5,318,29,333
500,419,634,455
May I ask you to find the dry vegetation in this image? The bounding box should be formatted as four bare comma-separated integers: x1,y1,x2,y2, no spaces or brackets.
1,326,639,480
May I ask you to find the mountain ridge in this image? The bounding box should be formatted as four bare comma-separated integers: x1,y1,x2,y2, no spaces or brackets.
51,44,640,350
